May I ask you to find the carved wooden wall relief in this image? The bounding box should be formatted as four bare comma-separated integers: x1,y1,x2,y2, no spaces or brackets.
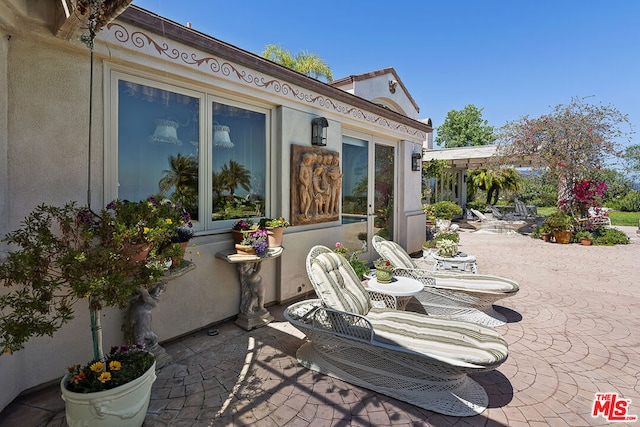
291,144,342,226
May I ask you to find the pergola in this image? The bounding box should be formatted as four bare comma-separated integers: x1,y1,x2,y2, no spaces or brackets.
423,145,533,207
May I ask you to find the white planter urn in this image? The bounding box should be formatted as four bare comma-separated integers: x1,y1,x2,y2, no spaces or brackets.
60,361,156,427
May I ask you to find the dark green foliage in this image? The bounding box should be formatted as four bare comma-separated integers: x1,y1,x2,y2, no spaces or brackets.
544,211,576,233
592,228,630,245
65,345,155,393
423,159,449,178
435,105,495,148
610,190,640,212
518,174,558,207
0,202,165,355
423,201,462,220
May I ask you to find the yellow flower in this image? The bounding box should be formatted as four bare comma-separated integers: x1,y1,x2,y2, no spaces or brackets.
97,372,111,383
143,227,151,234
196,252,201,257
90,361,104,372
109,361,122,371
165,218,173,225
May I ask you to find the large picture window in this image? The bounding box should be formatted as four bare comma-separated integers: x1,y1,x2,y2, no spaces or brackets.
114,75,268,231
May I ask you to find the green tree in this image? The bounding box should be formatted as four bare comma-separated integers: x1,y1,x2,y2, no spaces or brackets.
435,104,495,148
220,160,251,197
467,168,522,205
262,44,333,82
597,168,632,203
625,144,640,180
497,97,633,212
518,173,558,207
159,154,198,215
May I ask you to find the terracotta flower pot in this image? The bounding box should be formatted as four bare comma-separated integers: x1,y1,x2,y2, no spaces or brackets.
553,231,572,244
231,230,247,244
235,244,256,256
266,227,284,247
123,244,152,264
580,238,592,246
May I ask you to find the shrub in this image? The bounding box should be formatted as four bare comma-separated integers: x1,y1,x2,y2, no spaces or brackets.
530,225,543,239
592,228,630,246
616,190,640,212
423,201,462,220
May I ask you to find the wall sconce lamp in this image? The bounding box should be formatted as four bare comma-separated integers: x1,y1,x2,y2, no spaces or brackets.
411,150,423,171
311,117,329,146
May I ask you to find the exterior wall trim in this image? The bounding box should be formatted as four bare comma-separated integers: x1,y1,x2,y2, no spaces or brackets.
116,6,431,139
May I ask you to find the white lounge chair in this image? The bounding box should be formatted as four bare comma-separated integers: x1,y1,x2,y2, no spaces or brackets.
372,236,519,327
284,245,509,416
469,208,527,233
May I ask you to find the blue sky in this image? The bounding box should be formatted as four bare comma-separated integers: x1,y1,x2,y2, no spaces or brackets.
132,1,639,146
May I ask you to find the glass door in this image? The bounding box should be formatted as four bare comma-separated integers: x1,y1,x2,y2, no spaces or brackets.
374,143,395,245
342,136,369,257
342,136,396,262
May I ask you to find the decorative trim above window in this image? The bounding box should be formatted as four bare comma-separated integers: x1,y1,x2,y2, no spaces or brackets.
103,22,427,140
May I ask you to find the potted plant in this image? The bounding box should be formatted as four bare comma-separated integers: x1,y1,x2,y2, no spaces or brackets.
544,211,576,244
231,218,257,244
373,259,394,284
574,230,593,246
236,228,269,256
435,239,459,258
259,217,291,247
106,197,193,268
0,202,165,426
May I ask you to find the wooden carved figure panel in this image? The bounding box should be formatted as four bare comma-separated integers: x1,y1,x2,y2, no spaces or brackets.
291,144,342,226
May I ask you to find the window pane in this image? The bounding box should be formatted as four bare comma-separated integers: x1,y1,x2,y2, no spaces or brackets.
118,81,199,220
211,102,266,221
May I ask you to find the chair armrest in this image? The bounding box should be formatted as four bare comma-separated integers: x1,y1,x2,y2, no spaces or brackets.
367,290,398,310
311,307,374,343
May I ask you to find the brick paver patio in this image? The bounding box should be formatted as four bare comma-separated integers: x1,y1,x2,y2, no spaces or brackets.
1,226,638,426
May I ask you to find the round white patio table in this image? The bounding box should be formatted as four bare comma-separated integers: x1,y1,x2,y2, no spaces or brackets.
366,276,424,310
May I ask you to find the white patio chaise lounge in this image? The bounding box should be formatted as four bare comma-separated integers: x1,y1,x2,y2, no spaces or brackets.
372,236,519,327
469,208,527,233
284,246,509,417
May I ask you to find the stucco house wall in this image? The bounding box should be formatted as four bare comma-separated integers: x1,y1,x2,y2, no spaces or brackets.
330,68,420,120
0,3,431,411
